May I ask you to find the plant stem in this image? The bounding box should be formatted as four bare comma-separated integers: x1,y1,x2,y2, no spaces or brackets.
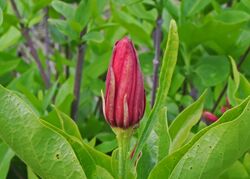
10,0,50,88
237,46,250,69
114,128,133,179
65,43,71,79
71,29,87,120
211,46,250,113
151,15,162,108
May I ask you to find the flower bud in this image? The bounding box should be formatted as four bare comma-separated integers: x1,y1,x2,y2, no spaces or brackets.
103,37,146,129
202,111,218,123
220,106,228,114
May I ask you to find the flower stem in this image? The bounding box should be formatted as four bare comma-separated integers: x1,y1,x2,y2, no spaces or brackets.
113,128,133,179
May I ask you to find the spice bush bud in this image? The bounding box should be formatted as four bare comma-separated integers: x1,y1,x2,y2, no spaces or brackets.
103,37,146,129
202,111,218,123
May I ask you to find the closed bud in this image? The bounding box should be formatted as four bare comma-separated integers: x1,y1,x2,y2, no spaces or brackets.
202,111,218,123
103,37,146,129
220,106,228,114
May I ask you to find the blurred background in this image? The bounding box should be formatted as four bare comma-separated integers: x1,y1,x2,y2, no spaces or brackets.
0,0,249,178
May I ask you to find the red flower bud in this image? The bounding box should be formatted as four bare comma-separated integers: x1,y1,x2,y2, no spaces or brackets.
103,37,146,129
220,106,228,114
202,111,218,123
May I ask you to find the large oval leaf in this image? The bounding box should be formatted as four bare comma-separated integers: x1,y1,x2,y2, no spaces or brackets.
149,97,250,178
0,85,86,178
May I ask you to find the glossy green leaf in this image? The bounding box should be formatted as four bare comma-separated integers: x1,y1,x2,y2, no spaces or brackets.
227,57,250,106
163,0,180,19
0,142,15,179
136,144,156,179
179,17,249,54
169,99,250,178
219,161,249,179
0,85,86,178
82,31,104,43
149,97,250,179
155,107,171,161
40,120,97,178
195,56,230,87
43,119,114,178
95,140,117,153
169,90,207,153
51,107,83,140
48,19,79,40
27,167,39,179
215,10,250,24
0,27,21,51
74,0,92,29
132,20,179,162
0,53,20,77
137,107,171,179
32,0,52,13
243,153,250,174
42,82,57,111
83,142,113,176
181,0,212,17
28,14,44,27
96,165,114,179
51,0,75,19
111,2,152,47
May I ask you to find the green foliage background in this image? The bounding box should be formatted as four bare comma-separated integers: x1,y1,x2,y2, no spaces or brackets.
0,0,250,178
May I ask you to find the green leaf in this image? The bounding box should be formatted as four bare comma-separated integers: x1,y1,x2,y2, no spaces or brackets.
243,153,250,174
0,0,6,9
219,161,249,179
179,17,249,54
125,2,156,22
28,14,44,27
0,85,86,178
40,120,97,178
0,142,15,179
137,107,171,179
82,31,104,43
111,2,152,47
74,0,92,29
169,71,185,96
95,140,117,153
53,107,83,140
136,144,156,179
27,167,39,179
149,97,250,179
51,0,75,19
42,82,58,111
0,7,3,26
96,165,114,179
55,76,73,106
48,19,79,40
169,90,207,153
228,56,250,101
242,0,250,10
0,52,20,76
215,10,250,24
32,0,52,13
181,0,212,17
169,99,250,178
155,107,171,161
83,142,113,176
163,0,180,19
132,20,179,162
43,107,83,141
0,26,21,51
195,56,230,87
